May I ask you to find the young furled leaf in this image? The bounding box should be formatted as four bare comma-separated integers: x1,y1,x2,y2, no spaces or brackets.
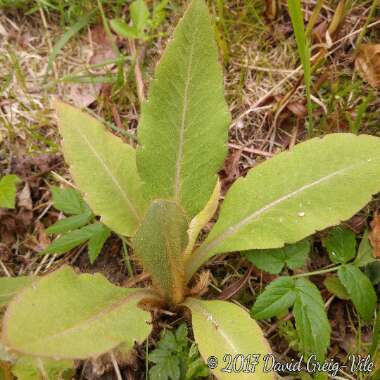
137,0,230,219
187,134,380,281
184,180,220,259
0,175,20,209
245,240,310,274
252,277,296,319
293,278,330,362
338,264,377,322
322,226,356,264
55,101,147,236
2,266,154,359
133,200,189,303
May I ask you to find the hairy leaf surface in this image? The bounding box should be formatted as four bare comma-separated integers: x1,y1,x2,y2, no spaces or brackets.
133,200,188,303
0,276,35,308
137,0,230,218
188,134,380,280
55,101,147,236
185,298,273,380
2,266,153,359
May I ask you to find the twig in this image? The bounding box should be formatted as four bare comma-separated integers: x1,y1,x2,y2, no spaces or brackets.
110,352,123,380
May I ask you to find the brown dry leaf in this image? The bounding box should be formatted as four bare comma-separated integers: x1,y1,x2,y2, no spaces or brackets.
89,24,117,66
68,83,102,108
369,211,380,258
355,44,380,88
286,101,307,117
18,183,33,210
35,221,51,250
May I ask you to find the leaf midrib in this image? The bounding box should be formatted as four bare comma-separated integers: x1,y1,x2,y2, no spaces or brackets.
74,127,142,222
11,291,147,356
173,18,198,203
189,300,239,354
193,157,379,266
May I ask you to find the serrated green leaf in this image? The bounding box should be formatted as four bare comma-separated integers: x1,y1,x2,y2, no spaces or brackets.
12,357,74,380
55,101,147,236
88,224,111,263
0,276,35,308
133,200,188,303
43,223,103,255
338,264,377,322
2,266,153,359
185,298,273,380
110,19,139,39
293,278,330,362
50,186,88,215
0,175,20,209
354,230,376,267
322,226,356,264
252,277,296,319
188,134,380,280
46,211,92,234
245,240,310,274
323,275,350,300
137,0,230,218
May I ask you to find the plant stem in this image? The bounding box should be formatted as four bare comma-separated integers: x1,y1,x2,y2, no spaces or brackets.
292,265,340,278
121,237,134,278
355,0,378,54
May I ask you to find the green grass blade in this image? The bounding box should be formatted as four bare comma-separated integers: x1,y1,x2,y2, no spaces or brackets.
287,0,313,135
43,12,94,83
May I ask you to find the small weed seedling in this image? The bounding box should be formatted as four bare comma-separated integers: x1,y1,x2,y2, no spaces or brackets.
1,1,380,379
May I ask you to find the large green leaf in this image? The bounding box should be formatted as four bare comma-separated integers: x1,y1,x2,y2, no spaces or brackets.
2,266,153,359
185,298,273,380
338,264,377,322
252,277,296,320
0,276,35,308
187,134,380,280
137,0,230,218
133,200,188,303
293,278,330,362
55,101,147,236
